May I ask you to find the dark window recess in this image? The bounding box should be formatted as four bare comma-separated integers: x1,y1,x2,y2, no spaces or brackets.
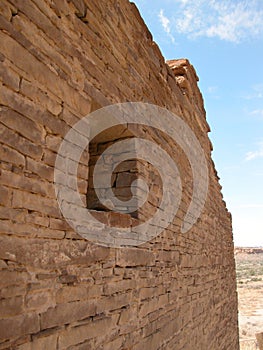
86,125,162,224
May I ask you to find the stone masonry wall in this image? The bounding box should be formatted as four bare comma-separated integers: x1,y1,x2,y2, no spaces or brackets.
0,1,239,349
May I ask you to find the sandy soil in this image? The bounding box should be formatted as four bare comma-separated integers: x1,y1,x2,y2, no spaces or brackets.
235,250,263,349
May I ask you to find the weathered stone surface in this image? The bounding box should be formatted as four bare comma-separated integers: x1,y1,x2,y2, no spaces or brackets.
96,292,133,314
0,313,40,340
0,0,238,349
256,333,263,350
25,290,54,313
40,301,97,330
12,189,60,217
58,316,116,349
0,144,25,167
0,169,54,198
0,123,43,160
0,269,29,288
17,333,58,350
0,186,11,206
0,236,110,268
0,60,20,91
0,107,45,144
103,336,124,350
55,285,88,303
116,248,155,267
0,295,23,317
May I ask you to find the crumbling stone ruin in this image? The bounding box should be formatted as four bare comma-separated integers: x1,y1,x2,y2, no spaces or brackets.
0,0,239,349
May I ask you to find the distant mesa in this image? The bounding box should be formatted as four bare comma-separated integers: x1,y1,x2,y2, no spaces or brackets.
235,247,263,255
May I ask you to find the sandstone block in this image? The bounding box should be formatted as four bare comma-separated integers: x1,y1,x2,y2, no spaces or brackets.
103,279,136,295
116,248,155,267
26,158,54,182
0,61,20,91
103,336,123,350
40,300,96,329
18,333,58,350
35,227,65,240
96,292,132,314
157,250,180,263
70,0,87,18
0,0,17,21
0,186,11,206
0,295,23,317
0,236,110,269
25,290,54,313
0,284,27,299
56,285,88,303
0,313,39,340
0,30,90,116
12,189,60,218
0,270,29,288
0,107,45,144
86,284,104,299
0,123,42,160
118,305,138,326
58,317,114,348
116,172,138,187
256,333,263,350
108,211,132,228
49,218,70,230
139,287,157,300
139,297,159,318
0,144,25,167
20,78,63,117
0,169,54,198
26,212,49,227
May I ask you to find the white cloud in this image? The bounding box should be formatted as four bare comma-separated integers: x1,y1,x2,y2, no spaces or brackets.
244,84,263,100
250,109,263,117
158,9,175,43
169,0,263,43
245,141,263,161
207,86,218,94
206,85,220,98
248,107,263,121
159,9,170,34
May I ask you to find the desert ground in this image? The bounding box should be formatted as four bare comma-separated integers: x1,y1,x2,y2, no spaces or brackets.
235,248,263,350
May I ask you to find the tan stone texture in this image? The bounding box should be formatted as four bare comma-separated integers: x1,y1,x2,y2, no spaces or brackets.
0,0,239,349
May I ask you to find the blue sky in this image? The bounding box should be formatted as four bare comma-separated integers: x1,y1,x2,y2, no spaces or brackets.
133,0,263,246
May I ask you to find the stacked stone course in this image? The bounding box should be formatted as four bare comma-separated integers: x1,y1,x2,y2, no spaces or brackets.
0,0,239,349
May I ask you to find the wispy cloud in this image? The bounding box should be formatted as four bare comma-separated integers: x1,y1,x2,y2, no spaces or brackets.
207,86,218,94
244,84,263,100
245,141,263,161
159,9,170,34
250,109,263,117
158,9,175,43
167,0,263,43
206,85,220,99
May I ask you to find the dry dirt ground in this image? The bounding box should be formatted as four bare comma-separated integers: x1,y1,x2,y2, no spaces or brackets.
235,249,263,350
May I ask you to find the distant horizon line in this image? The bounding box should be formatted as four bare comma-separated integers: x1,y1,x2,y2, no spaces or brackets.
234,246,263,248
